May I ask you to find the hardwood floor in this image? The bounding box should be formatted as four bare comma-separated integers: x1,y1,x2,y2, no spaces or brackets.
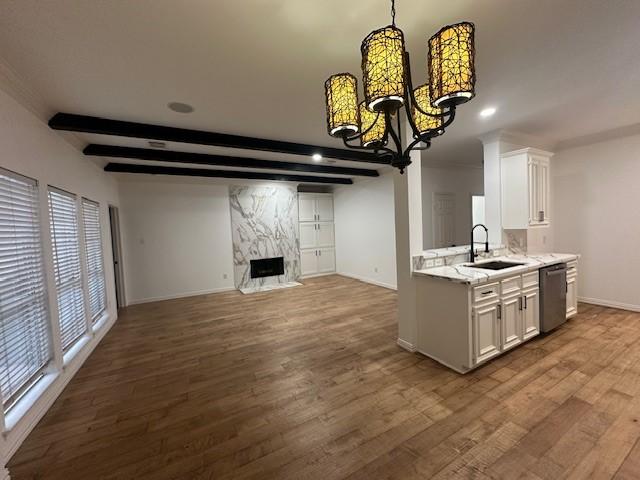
8,275,640,480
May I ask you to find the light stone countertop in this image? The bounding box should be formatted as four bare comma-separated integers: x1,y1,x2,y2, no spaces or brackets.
413,253,579,285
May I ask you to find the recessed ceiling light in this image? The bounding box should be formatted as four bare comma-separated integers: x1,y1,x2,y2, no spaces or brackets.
312,153,322,162
168,102,194,113
479,107,496,118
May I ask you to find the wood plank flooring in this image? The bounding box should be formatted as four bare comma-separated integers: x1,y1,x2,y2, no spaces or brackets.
8,275,640,479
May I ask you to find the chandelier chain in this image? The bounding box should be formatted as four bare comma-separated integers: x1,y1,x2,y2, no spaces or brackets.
390,0,396,26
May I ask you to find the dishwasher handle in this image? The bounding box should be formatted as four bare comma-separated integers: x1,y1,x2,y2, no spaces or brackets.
545,268,567,277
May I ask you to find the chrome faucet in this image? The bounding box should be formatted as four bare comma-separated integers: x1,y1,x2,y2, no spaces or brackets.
470,224,489,263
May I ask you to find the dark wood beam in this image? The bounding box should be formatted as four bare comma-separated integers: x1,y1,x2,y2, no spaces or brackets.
50,113,387,164
104,163,353,185
85,144,378,177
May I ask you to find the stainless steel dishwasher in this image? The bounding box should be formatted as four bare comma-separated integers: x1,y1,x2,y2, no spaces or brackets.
539,263,568,332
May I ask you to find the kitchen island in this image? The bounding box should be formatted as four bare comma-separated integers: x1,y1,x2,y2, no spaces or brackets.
412,253,579,373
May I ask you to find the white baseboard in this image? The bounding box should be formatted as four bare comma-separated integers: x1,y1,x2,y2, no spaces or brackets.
397,338,416,352
128,286,236,305
578,296,640,313
337,272,397,291
3,311,118,467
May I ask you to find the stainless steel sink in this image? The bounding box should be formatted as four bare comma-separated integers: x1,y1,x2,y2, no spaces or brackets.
468,260,525,271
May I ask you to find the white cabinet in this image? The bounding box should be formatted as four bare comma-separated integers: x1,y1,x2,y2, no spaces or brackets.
473,302,501,363
566,261,578,318
523,288,540,340
298,193,335,277
501,148,553,229
501,294,523,351
470,273,540,367
298,193,333,222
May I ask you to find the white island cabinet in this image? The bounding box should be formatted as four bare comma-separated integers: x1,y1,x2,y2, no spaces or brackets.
413,254,578,373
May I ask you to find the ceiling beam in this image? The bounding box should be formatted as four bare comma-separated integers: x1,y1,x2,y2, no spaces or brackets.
85,144,378,177
104,163,353,185
50,113,387,164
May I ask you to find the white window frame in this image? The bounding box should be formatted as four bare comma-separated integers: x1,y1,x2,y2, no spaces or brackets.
81,198,107,322
0,168,53,413
48,186,87,352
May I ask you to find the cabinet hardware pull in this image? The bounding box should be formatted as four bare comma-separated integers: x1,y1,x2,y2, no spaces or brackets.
519,297,523,311
481,291,492,295
497,304,502,320
524,296,528,309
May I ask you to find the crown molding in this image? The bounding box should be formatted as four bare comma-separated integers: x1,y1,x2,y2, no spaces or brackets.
556,122,640,151
478,129,556,151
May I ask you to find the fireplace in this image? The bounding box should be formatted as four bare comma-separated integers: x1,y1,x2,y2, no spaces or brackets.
250,257,285,279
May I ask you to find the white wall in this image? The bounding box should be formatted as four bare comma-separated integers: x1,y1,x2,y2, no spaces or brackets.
118,178,235,304
551,133,640,311
421,166,484,249
0,86,119,468
334,172,397,289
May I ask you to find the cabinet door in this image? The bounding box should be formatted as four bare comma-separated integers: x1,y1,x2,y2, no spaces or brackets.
316,196,334,222
501,295,523,351
300,249,318,276
299,223,318,249
566,275,578,318
298,194,316,222
316,222,335,247
538,160,549,223
528,158,539,224
473,303,501,364
317,247,336,273
523,288,540,340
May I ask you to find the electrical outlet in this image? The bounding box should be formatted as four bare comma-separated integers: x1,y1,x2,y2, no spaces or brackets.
374,267,378,273
425,259,435,268
223,273,228,279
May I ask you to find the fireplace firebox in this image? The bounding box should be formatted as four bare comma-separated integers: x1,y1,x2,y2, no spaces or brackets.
250,257,284,279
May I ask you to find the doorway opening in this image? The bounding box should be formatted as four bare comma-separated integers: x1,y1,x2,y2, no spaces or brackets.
108,205,126,308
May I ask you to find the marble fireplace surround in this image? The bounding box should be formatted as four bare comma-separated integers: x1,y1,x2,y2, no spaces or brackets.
229,185,301,290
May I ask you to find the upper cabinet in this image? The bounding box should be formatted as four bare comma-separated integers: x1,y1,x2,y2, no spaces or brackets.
298,193,334,222
501,148,553,229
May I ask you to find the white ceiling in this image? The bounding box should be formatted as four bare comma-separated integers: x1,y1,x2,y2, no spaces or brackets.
1,0,640,170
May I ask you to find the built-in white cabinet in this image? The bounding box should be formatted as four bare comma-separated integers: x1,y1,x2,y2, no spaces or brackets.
501,148,553,229
298,193,333,222
298,193,335,277
566,261,578,318
471,272,539,365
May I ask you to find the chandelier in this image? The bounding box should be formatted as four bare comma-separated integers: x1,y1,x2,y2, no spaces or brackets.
324,0,476,173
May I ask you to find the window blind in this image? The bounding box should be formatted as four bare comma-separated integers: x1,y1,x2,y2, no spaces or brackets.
0,169,52,410
81,199,106,321
48,188,86,350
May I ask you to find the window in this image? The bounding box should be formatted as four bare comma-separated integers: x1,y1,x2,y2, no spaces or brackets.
0,169,52,410
48,188,86,350
81,199,106,321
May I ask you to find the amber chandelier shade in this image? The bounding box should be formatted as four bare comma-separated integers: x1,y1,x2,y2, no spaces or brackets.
361,25,406,112
321,0,476,174
359,102,387,147
324,73,360,137
428,22,476,108
411,84,443,136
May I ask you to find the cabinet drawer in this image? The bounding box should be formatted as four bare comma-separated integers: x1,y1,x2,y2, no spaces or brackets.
522,271,539,289
473,283,499,304
501,276,521,296
566,260,578,271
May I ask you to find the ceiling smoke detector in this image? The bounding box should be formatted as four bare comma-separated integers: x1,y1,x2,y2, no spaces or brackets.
168,102,194,113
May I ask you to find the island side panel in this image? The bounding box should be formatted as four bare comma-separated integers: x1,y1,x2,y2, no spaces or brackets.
415,276,473,373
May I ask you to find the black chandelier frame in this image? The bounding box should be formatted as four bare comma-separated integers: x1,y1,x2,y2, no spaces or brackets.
338,50,457,174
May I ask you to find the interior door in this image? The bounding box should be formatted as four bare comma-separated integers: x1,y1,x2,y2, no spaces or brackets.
299,223,317,249
300,249,318,276
298,194,316,222
432,192,456,248
316,223,334,248
316,196,334,222
317,248,336,273
108,205,126,308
